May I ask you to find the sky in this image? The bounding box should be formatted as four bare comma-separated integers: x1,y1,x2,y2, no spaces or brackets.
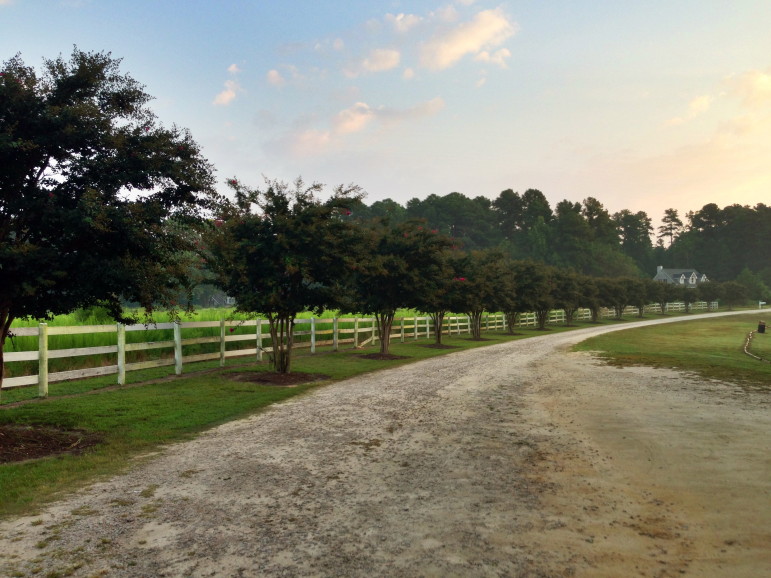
2,0,770,226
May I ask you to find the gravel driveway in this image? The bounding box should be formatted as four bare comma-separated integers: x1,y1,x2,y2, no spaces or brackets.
1,312,769,577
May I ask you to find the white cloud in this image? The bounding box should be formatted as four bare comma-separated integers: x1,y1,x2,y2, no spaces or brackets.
420,8,517,70
334,102,375,134
385,12,422,33
333,38,345,51
362,49,400,72
403,68,416,80
213,80,240,106
475,48,511,68
726,68,771,108
345,48,401,77
227,63,240,74
667,94,713,125
267,69,286,87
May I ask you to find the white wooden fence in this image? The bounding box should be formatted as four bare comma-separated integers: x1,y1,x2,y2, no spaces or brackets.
3,301,714,397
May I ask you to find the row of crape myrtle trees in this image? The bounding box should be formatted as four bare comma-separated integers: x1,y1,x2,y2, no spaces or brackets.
202,178,734,375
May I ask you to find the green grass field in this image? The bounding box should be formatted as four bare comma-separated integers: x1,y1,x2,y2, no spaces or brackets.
573,313,771,388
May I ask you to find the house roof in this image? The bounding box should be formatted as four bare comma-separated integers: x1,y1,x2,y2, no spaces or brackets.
653,267,708,284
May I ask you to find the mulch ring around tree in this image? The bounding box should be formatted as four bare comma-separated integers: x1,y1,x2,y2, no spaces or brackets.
226,372,331,387
356,353,411,361
420,344,460,350
0,425,102,464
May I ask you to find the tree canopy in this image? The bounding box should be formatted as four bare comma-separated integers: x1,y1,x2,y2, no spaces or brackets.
0,48,217,388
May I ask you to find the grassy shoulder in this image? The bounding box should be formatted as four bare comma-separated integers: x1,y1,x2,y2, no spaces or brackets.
573,313,771,388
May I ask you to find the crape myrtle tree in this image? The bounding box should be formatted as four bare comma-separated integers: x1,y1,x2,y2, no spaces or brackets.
0,49,217,391
651,280,681,314
410,243,465,345
552,268,583,326
718,281,748,311
502,260,546,333
621,277,648,318
451,248,512,339
676,285,699,313
531,265,557,330
581,276,604,323
697,281,722,311
206,177,364,373
342,220,450,355
595,277,627,320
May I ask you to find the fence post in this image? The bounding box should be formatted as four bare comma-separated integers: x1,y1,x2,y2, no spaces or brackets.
38,323,48,398
401,317,405,342
333,318,339,351
174,322,183,375
256,319,263,361
311,317,316,353
354,318,359,347
413,316,418,340
426,317,430,339
219,318,226,367
117,323,126,385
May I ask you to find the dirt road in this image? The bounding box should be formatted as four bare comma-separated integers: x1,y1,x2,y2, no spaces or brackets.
1,312,769,577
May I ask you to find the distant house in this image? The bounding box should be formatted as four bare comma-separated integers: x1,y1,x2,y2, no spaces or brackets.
653,266,709,288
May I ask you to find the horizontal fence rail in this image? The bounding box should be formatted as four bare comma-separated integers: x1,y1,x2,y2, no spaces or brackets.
3,301,714,397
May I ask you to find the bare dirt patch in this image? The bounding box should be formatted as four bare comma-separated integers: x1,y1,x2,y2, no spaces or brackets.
226,371,330,386
356,352,410,360
0,425,101,464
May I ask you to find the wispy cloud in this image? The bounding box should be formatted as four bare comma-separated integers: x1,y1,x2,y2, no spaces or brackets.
420,8,517,71
345,48,401,77
285,97,445,156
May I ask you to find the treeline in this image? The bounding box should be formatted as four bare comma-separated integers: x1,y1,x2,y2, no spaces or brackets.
338,190,771,286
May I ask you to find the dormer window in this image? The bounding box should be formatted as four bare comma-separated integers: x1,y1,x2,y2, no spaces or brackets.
689,273,697,285
679,274,685,284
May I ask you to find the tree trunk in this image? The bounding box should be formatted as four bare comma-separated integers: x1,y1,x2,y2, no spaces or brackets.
589,306,601,323
564,307,577,326
267,313,295,373
429,311,446,344
469,311,483,339
504,311,520,334
0,308,14,399
376,311,395,355
535,308,550,330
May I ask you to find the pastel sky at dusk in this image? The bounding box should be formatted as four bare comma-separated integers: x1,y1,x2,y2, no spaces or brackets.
2,0,769,225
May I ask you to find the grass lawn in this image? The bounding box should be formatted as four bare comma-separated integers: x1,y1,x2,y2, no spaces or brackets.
573,313,771,388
